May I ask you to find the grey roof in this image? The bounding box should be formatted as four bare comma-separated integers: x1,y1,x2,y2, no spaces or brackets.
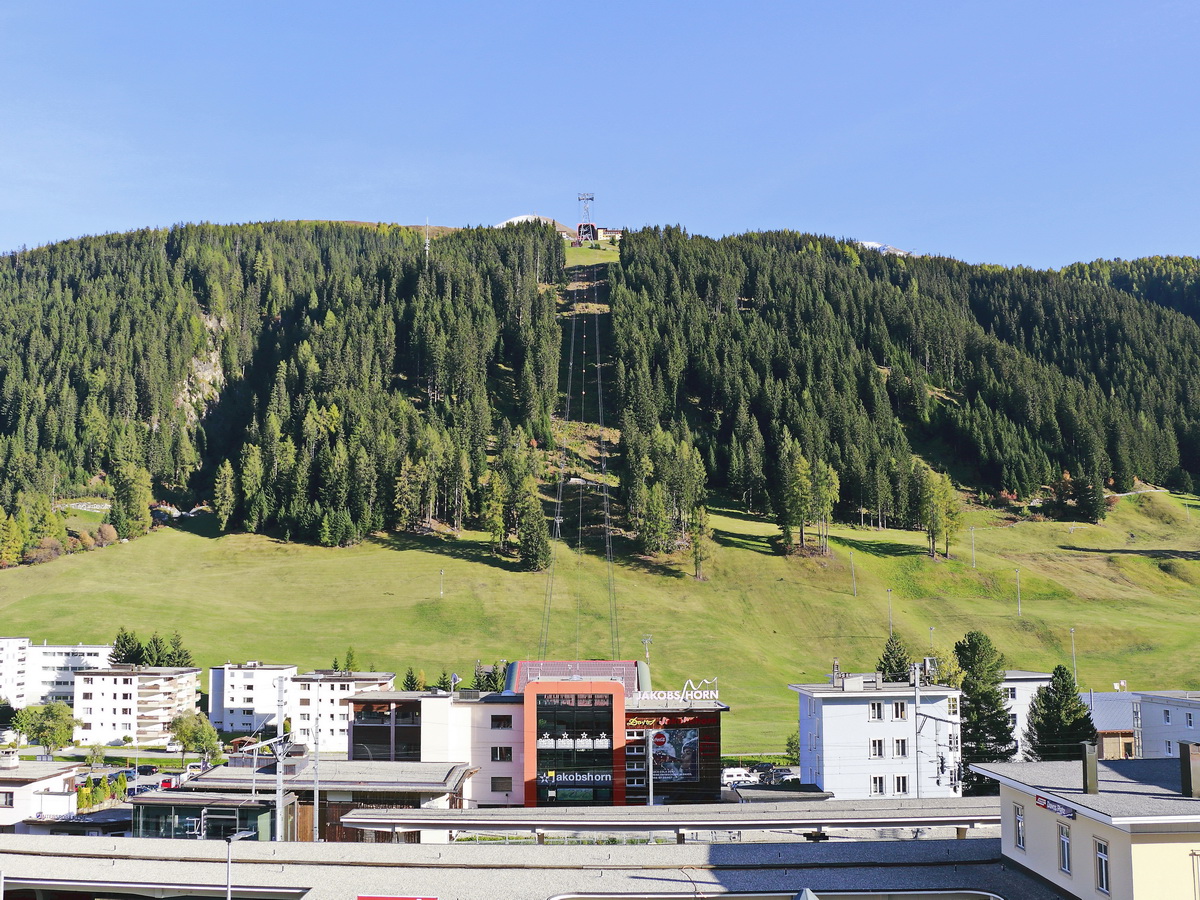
788,678,958,696
340,796,1000,832
132,789,295,807
509,659,641,693
294,670,394,681
1082,692,1136,732
972,758,1200,823
78,666,200,677
0,761,79,784
185,759,471,794
1004,669,1053,681
1137,690,1200,703
0,834,1066,900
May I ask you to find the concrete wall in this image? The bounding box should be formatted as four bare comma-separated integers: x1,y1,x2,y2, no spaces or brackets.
1137,695,1200,759
1003,675,1051,759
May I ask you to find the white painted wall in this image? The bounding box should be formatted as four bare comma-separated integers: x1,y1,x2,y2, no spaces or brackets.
794,683,962,800
209,663,297,733
1136,694,1200,759
1002,673,1053,759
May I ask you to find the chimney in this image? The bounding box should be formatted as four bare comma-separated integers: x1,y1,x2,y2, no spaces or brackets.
831,658,840,685
874,671,884,690
1181,742,1200,799
1082,742,1099,794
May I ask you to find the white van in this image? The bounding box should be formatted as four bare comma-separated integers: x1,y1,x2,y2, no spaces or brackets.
721,767,759,787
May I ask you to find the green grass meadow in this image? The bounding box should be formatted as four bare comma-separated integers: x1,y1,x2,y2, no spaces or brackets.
2,491,1197,751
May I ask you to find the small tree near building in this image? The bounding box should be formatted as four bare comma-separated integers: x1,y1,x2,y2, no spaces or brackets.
877,633,915,683
954,631,1016,794
1023,664,1098,761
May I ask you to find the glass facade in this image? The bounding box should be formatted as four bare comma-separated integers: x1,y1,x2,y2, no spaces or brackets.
351,700,421,761
534,693,616,805
134,802,274,839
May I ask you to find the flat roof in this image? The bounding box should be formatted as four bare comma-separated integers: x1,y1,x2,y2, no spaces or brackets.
972,758,1200,825
1003,670,1053,680
77,666,200,677
788,680,958,697
0,834,1068,900
132,789,297,808
340,796,1000,833
294,671,394,681
0,762,79,784
185,759,471,794
1137,690,1200,703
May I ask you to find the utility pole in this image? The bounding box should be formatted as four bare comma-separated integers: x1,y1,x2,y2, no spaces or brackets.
929,626,935,653
1014,568,1021,617
312,674,322,843
274,675,286,841
849,550,857,597
440,568,444,598
887,588,893,635
641,635,653,663
970,526,975,568
1071,628,1078,683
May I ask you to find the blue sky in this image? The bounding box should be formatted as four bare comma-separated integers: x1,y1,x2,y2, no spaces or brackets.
1,1,1196,268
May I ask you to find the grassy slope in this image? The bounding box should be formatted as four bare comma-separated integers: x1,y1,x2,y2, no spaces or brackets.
2,492,1196,751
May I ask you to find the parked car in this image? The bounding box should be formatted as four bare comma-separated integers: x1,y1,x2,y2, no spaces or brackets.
749,762,775,774
185,762,205,774
137,765,159,776
164,740,183,753
721,767,760,787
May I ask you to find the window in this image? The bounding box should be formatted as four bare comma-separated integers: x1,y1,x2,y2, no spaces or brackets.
491,776,513,792
1013,803,1025,850
627,760,645,771
1189,712,1195,729
1005,687,1017,700
242,708,253,715
0,792,12,807
869,739,885,758
122,677,132,685
894,775,909,794
869,701,884,721
491,746,513,762
1164,709,1172,724
299,713,310,721
81,692,92,700
628,777,646,788
299,698,310,706
894,738,908,757
808,732,816,751
1133,706,1141,728
1095,839,1109,893
121,693,131,700
491,715,513,730
950,732,961,751
82,677,93,685
121,708,131,715
1058,823,1071,873
870,776,885,795
892,701,907,721
947,697,958,715
1008,713,1018,729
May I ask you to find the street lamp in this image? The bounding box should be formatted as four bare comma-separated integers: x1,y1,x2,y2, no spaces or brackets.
849,550,857,597
929,626,935,652
970,526,976,568
1014,568,1021,617
226,829,255,900
312,674,322,843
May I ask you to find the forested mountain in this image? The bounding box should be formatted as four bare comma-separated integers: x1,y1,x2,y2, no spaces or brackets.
611,229,1200,535
1061,255,1200,324
1,221,1198,566
0,221,562,550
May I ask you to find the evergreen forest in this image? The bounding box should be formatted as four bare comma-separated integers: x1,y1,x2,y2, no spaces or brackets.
1,220,1199,566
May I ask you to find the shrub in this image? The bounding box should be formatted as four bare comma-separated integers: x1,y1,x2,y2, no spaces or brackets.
76,529,96,551
96,524,118,546
24,538,63,565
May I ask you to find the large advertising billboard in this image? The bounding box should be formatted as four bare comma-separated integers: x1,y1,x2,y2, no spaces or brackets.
650,728,700,782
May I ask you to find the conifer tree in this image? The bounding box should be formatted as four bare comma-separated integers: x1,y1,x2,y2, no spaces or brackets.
403,667,419,691
877,633,914,682
955,631,1016,794
515,480,551,571
343,647,357,673
436,670,452,691
213,460,237,531
109,627,142,665
165,631,192,667
141,632,168,667
1024,665,1097,761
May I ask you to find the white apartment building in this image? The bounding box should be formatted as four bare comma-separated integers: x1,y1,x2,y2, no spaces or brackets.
292,670,394,747
0,638,111,708
1132,691,1200,759
789,668,963,800
0,638,29,708
73,666,201,746
1002,669,1052,758
209,661,297,734
349,690,526,808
